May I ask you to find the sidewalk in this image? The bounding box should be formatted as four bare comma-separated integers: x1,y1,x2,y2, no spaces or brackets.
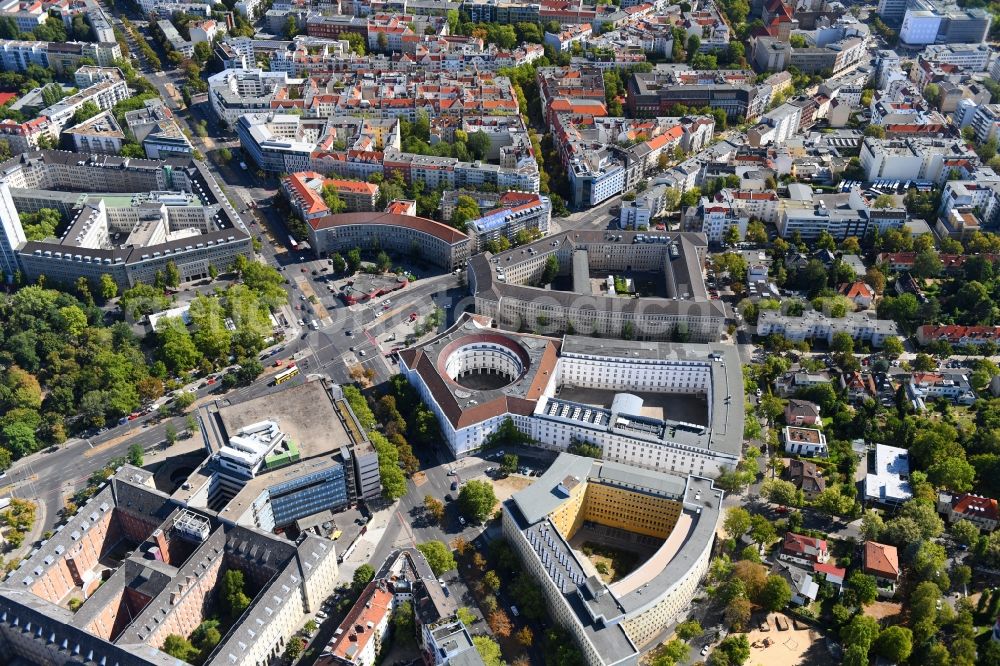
337,502,398,581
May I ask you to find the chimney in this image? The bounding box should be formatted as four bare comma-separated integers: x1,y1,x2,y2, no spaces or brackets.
153,529,171,565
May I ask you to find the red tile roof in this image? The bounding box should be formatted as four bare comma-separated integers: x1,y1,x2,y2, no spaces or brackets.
838,281,874,300
863,541,899,579
782,533,827,559
813,562,846,580
309,211,468,244
917,324,1000,343
952,494,1000,522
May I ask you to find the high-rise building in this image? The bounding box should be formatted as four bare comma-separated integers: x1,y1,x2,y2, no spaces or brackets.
877,0,909,24
0,180,25,283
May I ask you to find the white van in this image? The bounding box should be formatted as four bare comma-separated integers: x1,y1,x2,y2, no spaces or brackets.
310,319,319,330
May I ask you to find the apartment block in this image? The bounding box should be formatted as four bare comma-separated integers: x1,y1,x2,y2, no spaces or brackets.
0,38,121,72
756,309,901,347
283,171,379,221
40,68,129,131
467,191,551,252
859,136,979,183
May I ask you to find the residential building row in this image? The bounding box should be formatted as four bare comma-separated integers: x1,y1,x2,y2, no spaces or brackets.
237,112,540,193
756,309,901,348
0,38,121,72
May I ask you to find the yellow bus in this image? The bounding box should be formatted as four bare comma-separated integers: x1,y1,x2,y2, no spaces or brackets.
273,366,299,385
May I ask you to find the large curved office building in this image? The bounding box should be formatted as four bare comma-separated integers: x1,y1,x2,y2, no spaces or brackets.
502,453,723,666
399,313,743,477
305,211,471,271
468,229,726,342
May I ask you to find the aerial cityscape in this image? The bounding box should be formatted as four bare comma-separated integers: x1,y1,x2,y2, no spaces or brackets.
0,0,1000,663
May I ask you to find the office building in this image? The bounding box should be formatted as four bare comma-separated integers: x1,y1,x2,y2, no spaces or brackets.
5,151,252,290
502,453,723,665
62,111,125,155
39,67,129,132
207,68,298,126
783,426,829,457
400,312,743,476
469,229,725,342
124,98,193,159
0,39,121,72
878,0,909,24
900,0,992,45
859,135,979,183
321,547,483,666
187,379,381,532
0,178,24,282
628,72,761,123
282,171,380,221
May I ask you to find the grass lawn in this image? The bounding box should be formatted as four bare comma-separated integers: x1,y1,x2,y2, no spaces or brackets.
581,542,640,583
926,406,976,431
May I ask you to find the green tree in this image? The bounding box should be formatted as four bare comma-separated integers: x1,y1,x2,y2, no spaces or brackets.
847,571,878,606
541,254,559,284
654,639,690,666
458,480,497,522
467,131,491,161
221,569,250,619
158,317,201,372
457,606,476,626
761,478,800,507
353,563,375,592
710,634,751,666
882,336,903,359
472,636,503,666
676,619,702,641
723,507,751,539
500,453,519,474
322,184,347,214
128,443,143,467
723,224,740,247
164,261,180,288
842,614,880,652
162,635,197,661
451,195,481,231
950,519,980,547
71,100,101,125
99,273,118,301
346,247,362,273
330,252,347,273
393,600,416,644
759,575,792,611
417,540,457,576
926,457,975,492
746,220,768,244
874,626,912,662
276,636,303,662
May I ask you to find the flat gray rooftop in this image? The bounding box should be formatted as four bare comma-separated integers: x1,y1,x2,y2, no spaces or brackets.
206,379,356,460
559,337,744,457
